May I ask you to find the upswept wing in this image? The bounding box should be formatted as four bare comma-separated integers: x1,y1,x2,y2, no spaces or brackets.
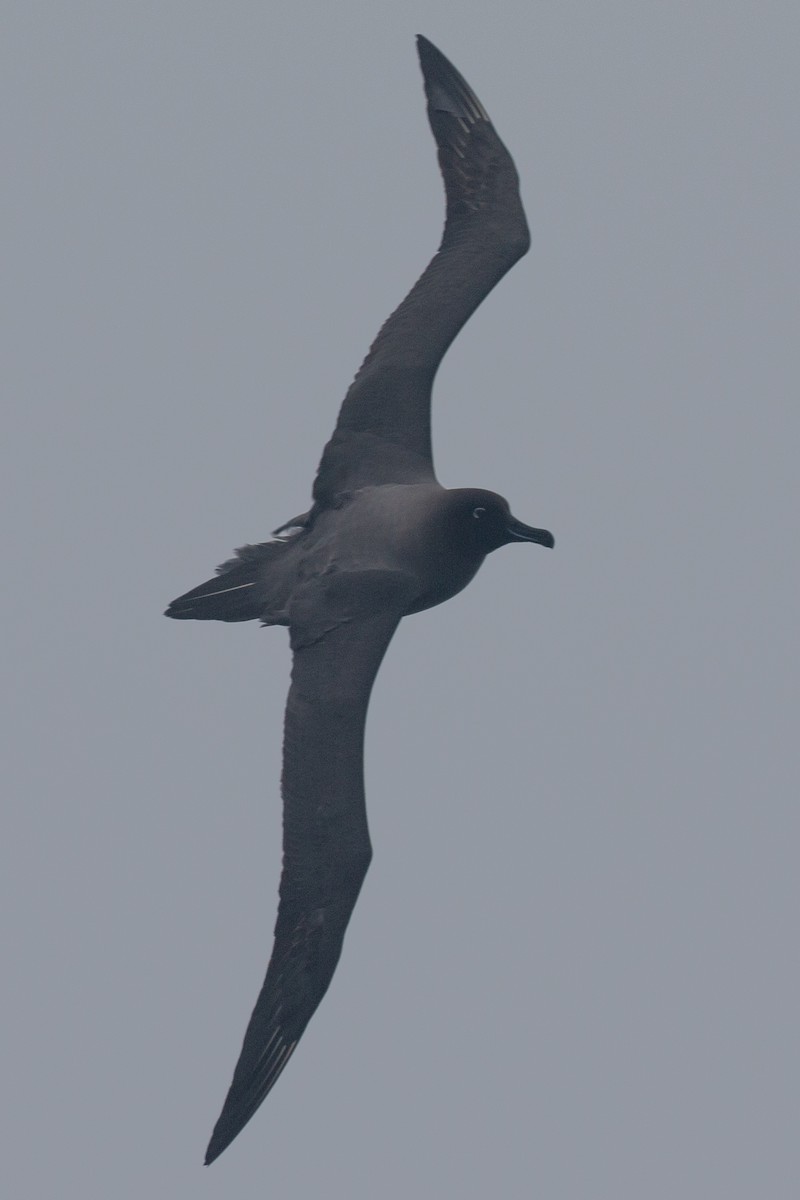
205,572,417,1164
313,36,530,507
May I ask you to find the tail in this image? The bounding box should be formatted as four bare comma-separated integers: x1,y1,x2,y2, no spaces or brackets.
165,542,286,622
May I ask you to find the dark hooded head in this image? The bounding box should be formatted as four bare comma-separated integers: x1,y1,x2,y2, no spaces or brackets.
404,487,553,615
445,488,554,555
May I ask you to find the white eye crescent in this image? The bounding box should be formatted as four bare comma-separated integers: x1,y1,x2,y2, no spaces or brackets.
472,506,486,519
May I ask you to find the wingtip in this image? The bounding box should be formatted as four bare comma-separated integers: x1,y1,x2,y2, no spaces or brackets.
203,1112,236,1166
415,34,445,74
415,35,490,124
205,1120,236,1166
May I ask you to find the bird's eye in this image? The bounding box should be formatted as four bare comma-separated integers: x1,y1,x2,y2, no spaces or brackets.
472,506,486,519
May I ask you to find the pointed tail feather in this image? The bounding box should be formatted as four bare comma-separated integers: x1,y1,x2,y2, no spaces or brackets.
165,565,263,621
165,540,291,622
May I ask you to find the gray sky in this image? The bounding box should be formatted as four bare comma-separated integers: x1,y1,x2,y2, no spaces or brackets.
3,2,798,1196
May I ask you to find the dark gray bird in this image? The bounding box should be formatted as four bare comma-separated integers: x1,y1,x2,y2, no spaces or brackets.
167,35,554,1165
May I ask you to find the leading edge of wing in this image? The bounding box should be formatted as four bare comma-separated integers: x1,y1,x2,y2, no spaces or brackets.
312,37,530,508
205,572,417,1165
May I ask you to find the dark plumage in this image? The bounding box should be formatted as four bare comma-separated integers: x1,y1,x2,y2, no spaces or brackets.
167,35,553,1165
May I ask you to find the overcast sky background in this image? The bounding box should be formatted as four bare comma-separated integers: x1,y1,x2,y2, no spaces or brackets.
3,2,798,1196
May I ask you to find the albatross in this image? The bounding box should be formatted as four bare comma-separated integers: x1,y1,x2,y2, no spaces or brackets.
167,35,554,1165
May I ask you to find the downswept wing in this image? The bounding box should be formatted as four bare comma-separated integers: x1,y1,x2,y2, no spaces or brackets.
205,571,417,1164
313,35,530,508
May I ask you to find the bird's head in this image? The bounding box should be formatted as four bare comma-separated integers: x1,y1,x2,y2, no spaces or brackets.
446,488,554,556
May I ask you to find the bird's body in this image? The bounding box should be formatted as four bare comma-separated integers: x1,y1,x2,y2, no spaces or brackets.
168,483,545,627
167,36,553,1164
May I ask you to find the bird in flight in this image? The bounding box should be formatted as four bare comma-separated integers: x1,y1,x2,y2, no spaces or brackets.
167,35,554,1165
